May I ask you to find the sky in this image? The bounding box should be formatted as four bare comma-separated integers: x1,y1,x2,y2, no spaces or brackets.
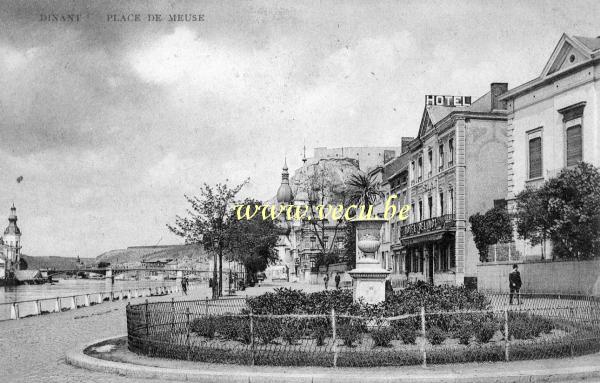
0,0,598,258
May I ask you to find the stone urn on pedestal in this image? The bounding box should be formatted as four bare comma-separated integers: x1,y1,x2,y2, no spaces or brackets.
348,218,390,304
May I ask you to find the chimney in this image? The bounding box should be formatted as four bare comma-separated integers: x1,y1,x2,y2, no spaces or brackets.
401,137,414,154
490,83,508,111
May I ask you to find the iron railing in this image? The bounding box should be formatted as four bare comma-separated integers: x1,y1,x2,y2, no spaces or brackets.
126,293,600,367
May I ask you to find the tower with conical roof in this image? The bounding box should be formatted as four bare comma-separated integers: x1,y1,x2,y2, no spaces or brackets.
276,159,294,204
4,205,22,271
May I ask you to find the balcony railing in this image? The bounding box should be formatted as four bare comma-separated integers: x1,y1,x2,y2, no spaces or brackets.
400,214,456,237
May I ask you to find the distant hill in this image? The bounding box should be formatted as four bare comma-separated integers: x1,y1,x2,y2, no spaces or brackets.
95,244,211,268
21,254,94,270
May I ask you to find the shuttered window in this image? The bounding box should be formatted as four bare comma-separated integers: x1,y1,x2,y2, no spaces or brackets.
528,137,542,179
566,125,582,166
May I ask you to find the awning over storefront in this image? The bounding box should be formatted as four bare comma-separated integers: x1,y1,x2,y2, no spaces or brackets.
400,231,454,246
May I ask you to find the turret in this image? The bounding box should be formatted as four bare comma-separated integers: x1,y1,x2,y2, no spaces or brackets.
4,204,21,269
276,159,294,204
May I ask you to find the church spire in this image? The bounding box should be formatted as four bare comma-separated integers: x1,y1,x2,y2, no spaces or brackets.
276,159,293,204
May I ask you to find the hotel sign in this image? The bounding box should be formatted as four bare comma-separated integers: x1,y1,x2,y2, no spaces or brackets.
425,95,472,107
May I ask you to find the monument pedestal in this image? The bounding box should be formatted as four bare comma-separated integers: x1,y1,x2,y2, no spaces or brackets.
348,218,389,304
348,257,390,305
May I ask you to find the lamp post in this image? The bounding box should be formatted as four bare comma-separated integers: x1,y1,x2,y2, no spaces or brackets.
212,236,219,299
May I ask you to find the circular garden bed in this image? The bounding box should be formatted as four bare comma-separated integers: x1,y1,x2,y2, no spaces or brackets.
127,285,600,367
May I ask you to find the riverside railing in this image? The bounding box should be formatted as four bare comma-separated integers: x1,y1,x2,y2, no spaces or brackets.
126,294,600,367
0,282,201,321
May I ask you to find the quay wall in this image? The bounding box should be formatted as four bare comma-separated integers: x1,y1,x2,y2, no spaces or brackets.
477,259,600,296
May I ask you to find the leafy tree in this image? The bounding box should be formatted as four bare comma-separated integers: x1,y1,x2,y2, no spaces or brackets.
226,198,280,282
168,180,247,298
302,163,351,271
97,261,111,269
342,223,356,268
469,206,513,262
515,162,600,260
19,258,28,270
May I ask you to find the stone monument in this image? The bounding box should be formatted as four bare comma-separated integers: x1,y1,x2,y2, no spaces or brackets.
348,218,390,304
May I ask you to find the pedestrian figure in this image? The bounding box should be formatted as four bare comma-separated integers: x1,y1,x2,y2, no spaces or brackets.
182,276,188,295
209,277,213,289
509,264,522,305
334,272,341,289
385,276,393,300
324,274,329,290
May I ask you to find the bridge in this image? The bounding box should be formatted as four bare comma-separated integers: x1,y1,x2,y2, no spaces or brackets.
39,267,215,279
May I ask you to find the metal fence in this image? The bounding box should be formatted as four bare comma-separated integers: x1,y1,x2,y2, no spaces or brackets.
126,294,600,367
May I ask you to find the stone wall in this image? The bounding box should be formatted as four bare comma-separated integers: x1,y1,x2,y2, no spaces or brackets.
477,259,600,296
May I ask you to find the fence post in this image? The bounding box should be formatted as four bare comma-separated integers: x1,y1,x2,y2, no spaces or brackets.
84,294,91,307
504,309,510,362
250,313,255,366
186,307,191,360
55,297,60,313
145,299,150,337
10,303,19,320
332,308,338,368
171,298,175,333
70,296,76,310
34,300,41,315
421,306,427,368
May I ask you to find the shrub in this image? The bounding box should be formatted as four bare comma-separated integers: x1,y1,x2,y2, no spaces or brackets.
502,312,557,340
191,316,216,339
281,318,303,345
507,314,535,340
426,326,446,345
310,318,330,346
371,326,395,347
530,315,555,335
476,320,497,343
247,288,308,315
398,327,418,345
255,317,281,344
218,316,242,341
455,324,474,345
338,318,365,347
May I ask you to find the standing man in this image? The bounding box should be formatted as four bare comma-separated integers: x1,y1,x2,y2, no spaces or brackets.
334,272,341,289
181,275,188,296
509,264,522,305
323,273,329,290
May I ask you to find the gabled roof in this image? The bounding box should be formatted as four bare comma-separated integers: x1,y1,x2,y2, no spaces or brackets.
573,36,600,52
414,90,494,142
502,34,600,100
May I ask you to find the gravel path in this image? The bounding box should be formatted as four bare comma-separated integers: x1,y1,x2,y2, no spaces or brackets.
0,281,321,382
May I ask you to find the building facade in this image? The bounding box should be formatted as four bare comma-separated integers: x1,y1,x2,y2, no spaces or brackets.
500,34,600,260
399,84,508,286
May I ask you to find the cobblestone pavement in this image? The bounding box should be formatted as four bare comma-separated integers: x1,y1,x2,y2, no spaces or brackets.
0,281,323,383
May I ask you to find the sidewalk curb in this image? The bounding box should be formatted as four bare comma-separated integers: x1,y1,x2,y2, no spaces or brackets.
65,336,600,382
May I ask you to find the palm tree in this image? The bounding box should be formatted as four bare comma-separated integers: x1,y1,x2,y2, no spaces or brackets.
347,172,384,208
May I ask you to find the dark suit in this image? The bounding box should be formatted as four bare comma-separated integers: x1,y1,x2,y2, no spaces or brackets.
509,270,522,304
